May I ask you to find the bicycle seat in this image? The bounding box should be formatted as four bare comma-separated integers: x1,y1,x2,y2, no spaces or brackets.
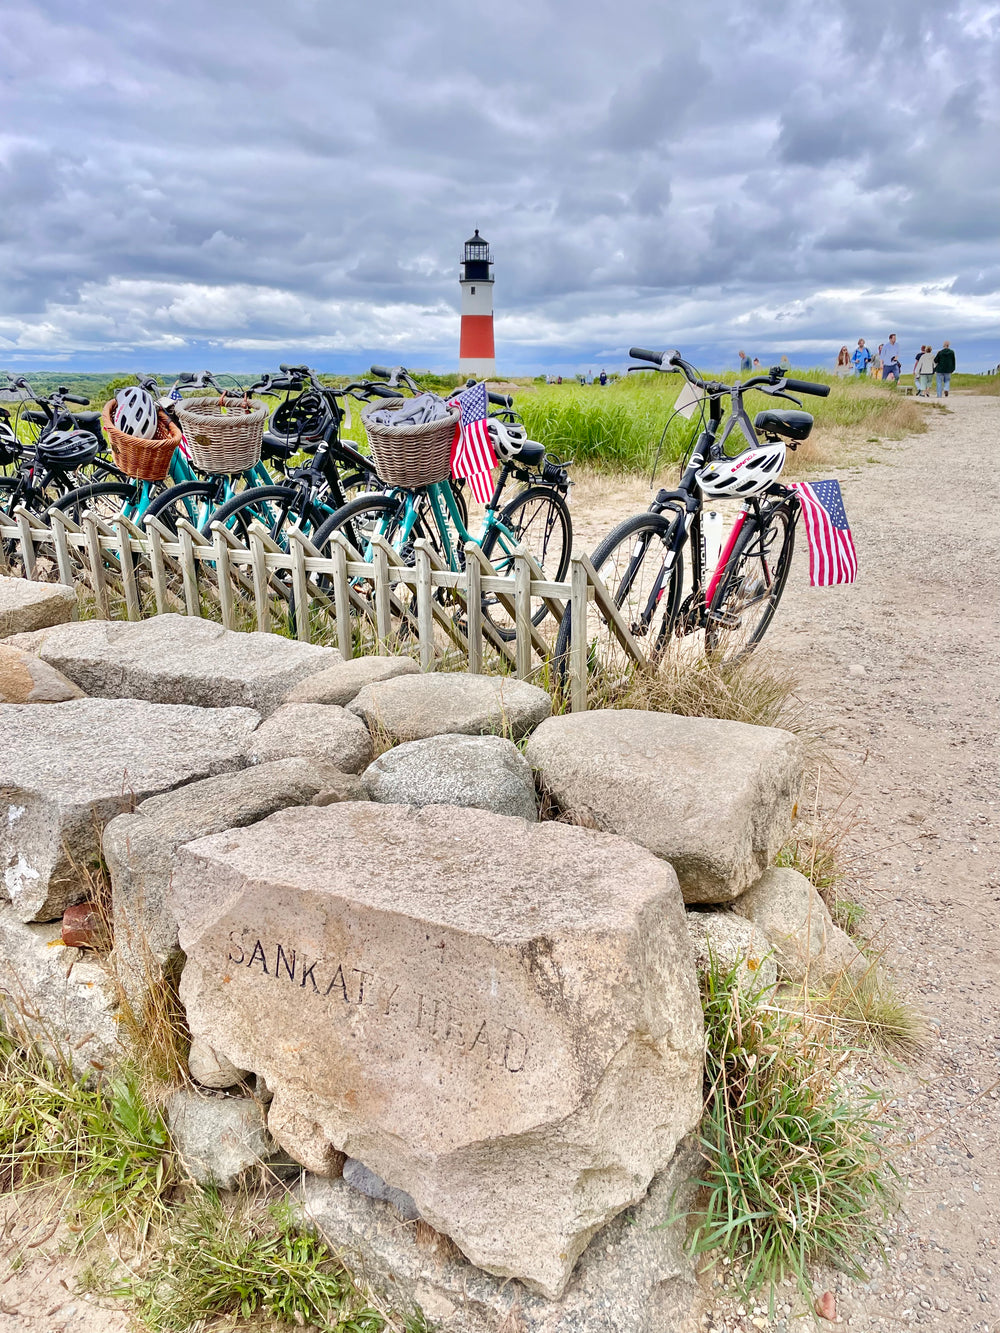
70,411,103,432
261,431,298,461
754,409,813,441
23,409,48,425
513,439,546,467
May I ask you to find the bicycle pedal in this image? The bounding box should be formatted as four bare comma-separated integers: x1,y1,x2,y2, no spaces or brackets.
706,609,742,629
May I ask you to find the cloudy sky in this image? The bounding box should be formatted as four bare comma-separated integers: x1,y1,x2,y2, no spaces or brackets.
2,0,999,374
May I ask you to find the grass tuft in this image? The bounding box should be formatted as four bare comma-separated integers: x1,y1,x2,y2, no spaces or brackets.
686,955,898,1300
594,649,806,733
104,1192,407,1332
824,967,927,1059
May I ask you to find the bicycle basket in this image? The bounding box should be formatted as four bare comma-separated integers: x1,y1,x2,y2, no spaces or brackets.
102,401,182,482
172,396,268,474
361,397,459,489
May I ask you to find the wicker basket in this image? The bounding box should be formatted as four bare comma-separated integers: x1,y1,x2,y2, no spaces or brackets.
102,402,182,483
361,398,460,489
172,396,268,474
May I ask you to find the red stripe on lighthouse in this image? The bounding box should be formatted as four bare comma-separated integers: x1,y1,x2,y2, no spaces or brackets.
460,315,495,360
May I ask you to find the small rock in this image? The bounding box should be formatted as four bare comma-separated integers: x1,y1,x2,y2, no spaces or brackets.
815,1290,837,1320
363,733,538,820
0,643,84,703
166,1089,276,1189
685,910,777,992
61,901,105,949
247,703,372,772
188,1039,248,1090
848,664,866,678
0,576,76,637
284,654,418,706
349,671,551,744
732,867,866,983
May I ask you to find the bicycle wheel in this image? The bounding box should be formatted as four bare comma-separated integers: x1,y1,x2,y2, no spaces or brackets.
310,495,412,645
204,485,328,544
705,500,796,663
49,480,143,524
141,481,219,535
555,510,683,686
479,485,572,640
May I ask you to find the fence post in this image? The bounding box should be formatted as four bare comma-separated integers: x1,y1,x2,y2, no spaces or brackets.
370,536,392,653
331,533,353,660
514,546,533,680
114,518,141,621
144,517,171,614
569,556,589,712
286,527,312,644
13,508,36,580
176,521,202,617
464,541,482,675
413,538,435,672
81,512,110,619
211,523,236,630
248,527,270,633
47,508,79,587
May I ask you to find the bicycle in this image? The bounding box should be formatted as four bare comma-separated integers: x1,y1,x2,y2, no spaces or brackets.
49,370,299,528
310,365,573,641
554,347,830,672
189,365,390,544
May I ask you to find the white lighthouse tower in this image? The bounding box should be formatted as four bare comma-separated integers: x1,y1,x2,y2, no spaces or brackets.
458,229,496,378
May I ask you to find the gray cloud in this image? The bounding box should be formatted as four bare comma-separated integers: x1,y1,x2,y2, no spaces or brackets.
1,0,998,371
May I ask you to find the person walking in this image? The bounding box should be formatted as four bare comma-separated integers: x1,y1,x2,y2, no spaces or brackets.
738,350,752,371
914,346,935,396
882,333,902,383
852,339,872,376
836,345,852,375
599,369,608,386
933,341,955,397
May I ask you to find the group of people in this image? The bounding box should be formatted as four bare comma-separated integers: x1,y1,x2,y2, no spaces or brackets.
836,337,956,396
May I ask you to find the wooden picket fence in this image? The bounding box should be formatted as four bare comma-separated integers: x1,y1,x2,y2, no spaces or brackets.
0,503,649,710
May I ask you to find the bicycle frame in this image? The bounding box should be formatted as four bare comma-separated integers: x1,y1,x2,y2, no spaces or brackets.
367,479,520,569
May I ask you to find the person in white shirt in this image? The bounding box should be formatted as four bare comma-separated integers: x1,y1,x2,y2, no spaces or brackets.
882,334,902,383
914,346,935,396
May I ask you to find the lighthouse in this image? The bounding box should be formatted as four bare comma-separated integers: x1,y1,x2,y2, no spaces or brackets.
458,229,496,379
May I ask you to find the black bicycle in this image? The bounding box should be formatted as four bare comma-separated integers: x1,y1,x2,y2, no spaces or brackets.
555,347,830,671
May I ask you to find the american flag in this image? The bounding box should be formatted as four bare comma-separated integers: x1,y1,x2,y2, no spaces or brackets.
791,479,858,586
449,381,496,505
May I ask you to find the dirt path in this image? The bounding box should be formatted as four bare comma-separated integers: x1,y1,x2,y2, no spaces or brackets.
2,400,997,1331
753,393,999,1330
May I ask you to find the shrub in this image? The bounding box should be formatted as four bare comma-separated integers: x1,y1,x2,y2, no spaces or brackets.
685,956,898,1301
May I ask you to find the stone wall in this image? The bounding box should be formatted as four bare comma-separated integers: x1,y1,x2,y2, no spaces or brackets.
0,593,856,1331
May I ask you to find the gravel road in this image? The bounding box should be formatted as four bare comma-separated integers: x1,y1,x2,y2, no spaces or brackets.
714,391,999,1331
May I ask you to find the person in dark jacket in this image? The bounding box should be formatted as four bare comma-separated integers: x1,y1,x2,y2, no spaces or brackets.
934,342,956,397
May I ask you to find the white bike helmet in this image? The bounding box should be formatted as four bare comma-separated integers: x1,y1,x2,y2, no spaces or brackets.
486,418,529,460
113,386,158,439
696,441,786,498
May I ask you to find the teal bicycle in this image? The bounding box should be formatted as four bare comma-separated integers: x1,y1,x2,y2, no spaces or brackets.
309,366,572,640
49,371,287,529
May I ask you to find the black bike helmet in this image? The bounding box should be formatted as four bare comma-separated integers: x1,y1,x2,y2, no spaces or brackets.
270,391,328,443
37,429,100,470
0,420,18,467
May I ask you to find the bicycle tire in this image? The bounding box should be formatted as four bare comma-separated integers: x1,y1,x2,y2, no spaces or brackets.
48,480,143,524
203,484,329,544
309,494,411,642
555,510,683,681
479,484,572,639
705,499,796,663
141,481,219,535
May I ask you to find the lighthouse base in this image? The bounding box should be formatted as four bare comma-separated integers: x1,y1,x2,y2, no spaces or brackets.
459,357,497,379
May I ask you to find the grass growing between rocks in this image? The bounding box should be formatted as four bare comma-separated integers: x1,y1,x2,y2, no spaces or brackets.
821,969,927,1059
100,1192,419,1333
0,1027,176,1246
688,957,898,1307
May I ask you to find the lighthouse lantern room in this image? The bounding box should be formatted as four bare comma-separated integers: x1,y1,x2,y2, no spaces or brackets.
458,229,496,379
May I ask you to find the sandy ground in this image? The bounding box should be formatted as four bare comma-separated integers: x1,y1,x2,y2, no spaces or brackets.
1,396,997,1332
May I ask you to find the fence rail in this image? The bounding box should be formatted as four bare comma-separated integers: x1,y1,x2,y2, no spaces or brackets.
0,503,648,710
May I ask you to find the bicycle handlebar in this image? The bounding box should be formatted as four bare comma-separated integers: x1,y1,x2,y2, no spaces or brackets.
629,347,679,367
369,365,391,379
781,377,830,398
487,390,513,407
64,394,90,405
